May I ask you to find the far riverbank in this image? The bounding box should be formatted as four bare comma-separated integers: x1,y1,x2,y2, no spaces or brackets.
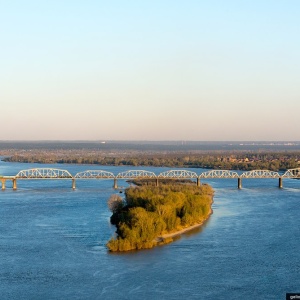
2,144,300,172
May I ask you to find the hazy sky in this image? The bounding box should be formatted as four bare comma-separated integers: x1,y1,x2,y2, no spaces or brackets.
1,1,299,141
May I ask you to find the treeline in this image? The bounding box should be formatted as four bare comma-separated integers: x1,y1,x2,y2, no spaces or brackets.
4,152,300,171
107,183,214,252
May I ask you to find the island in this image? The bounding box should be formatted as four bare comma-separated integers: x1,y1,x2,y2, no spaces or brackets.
107,181,214,252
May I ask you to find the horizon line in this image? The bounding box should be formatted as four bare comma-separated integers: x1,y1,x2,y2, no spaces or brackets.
0,140,300,143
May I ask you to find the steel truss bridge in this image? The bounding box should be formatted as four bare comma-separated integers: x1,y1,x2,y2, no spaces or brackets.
1,168,300,190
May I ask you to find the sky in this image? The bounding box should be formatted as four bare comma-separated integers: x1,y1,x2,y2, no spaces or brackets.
1,0,299,141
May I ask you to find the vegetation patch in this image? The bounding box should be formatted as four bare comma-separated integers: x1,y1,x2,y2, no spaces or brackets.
107,183,214,252
4,151,300,171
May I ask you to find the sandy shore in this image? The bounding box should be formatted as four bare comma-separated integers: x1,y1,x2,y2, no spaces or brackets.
156,206,213,243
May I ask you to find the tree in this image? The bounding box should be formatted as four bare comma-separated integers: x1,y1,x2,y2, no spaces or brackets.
107,194,124,213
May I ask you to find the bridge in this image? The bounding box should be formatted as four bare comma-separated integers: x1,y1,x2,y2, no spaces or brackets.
1,167,300,190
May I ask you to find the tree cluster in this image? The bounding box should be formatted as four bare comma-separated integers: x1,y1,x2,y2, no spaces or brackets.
107,183,214,252
3,152,300,171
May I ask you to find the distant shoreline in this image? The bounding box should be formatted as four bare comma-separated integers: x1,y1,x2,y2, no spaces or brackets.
2,154,299,172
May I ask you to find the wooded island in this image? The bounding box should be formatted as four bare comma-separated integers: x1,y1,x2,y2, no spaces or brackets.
107,181,214,252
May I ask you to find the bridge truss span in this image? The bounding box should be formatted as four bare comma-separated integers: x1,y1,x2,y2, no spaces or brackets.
75,170,115,179
116,170,157,179
158,170,198,179
240,170,280,178
200,170,239,178
15,168,73,179
2,167,299,191
283,168,300,178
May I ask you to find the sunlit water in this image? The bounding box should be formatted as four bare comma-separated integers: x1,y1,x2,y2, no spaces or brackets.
1,160,299,299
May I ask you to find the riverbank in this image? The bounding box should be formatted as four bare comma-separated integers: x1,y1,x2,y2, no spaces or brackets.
156,203,213,244
2,147,299,172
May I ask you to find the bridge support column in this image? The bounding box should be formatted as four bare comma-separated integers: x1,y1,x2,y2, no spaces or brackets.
155,178,159,187
279,177,283,189
238,178,242,189
72,178,76,190
1,179,6,190
113,178,118,189
197,178,200,187
12,179,17,190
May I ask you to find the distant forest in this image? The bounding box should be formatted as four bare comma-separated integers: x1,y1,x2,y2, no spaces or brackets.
2,151,299,171
1,141,300,171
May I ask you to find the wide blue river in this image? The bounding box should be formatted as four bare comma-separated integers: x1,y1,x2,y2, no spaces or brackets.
0,160,299,300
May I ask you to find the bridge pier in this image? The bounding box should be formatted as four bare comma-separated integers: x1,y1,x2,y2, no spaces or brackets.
72,178,76,190
279,177,283,189
238,178,242,189
197,178,200,187
113,178,118,189
12,179,17,190
156,178,159,187
1,179,5,190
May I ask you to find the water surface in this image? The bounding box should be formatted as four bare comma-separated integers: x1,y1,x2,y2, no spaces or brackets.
1,161,299,299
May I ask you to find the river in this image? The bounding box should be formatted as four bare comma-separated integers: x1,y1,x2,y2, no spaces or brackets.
0,160,299,299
